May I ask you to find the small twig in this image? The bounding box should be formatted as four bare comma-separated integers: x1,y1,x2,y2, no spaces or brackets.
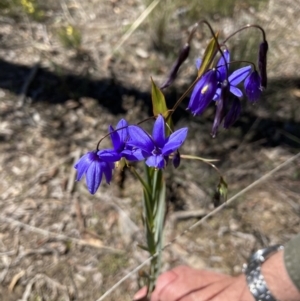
112,0,161,54
75,198,85,232
1,217,122,253
13,248,58,267
72,0,88,21
60,0,75,25
0,250,16,256
169,209,208,222
19,273,70,301
8,270,25,292
95,257,153,301
19,274,39,301
0,257,12,284
67,149,81,193
17,61,40,107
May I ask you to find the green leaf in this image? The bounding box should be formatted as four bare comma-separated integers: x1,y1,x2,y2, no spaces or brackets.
197,32,219,78
151,78,174,135
151,78,168,116
137,244,149,252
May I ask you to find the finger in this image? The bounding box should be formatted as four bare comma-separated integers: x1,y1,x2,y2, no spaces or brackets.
133,286,149,301
152,266,231,301
151,270,178,301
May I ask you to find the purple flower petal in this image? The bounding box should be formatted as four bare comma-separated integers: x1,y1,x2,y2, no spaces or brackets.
97,149,121,162
127,125,155,153
211,84,229,138
110,119,128,152
196,58,202,70
102,161,113,184
162,128,188,155
109,125,121,151
86,159,103,194
244,70,262,102
121,148,148,161
116,119,128,145
229,66,251,86
75,152,96,181
229,86,243,98
188,70,217,115
213,88,221,101
188,77,205,111
217,49,230,82
152,115,166,148
146,155,165,169
224,97,241,129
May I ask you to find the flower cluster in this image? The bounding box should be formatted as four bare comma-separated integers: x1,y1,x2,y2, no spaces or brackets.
188,49,263,136
75,115,188,194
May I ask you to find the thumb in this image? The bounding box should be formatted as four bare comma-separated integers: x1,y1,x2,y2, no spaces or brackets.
133,286,148,301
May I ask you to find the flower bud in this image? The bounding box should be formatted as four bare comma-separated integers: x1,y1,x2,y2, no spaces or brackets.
160,43,190,89
244,70,262,102
258,40,268,89
172,152,181,168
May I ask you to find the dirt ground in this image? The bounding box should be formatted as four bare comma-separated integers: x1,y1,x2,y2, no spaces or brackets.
0,0,300,300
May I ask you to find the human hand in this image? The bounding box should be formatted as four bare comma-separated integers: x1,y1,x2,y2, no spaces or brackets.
133,265,254,301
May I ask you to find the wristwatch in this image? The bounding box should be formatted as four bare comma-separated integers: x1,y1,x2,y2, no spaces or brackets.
243,245,284,301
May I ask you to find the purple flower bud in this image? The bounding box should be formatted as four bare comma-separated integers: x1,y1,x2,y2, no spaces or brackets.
244,70,262,102
224,97,241,129
160,43,190,89
258,41,268,89
172,152,181,168
188,69,218,115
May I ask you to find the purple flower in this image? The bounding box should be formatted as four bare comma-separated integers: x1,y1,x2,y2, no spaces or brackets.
109,119,145,161
244,70,262,102
213,50,251,100
191,50,251,117
187,69,218,115
74,151,118,194
127,115,188,169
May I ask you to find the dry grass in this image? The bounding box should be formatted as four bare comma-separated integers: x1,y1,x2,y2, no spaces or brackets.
0,0,300,300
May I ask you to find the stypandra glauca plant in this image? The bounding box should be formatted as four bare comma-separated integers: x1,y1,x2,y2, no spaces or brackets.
74,20,268,298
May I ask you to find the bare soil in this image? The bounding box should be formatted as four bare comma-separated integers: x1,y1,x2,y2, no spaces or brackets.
0,0,300,300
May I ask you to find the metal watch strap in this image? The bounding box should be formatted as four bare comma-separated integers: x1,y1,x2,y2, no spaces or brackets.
243,245,284,301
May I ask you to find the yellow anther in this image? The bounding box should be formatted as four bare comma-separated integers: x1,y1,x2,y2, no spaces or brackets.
201,84,209,94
